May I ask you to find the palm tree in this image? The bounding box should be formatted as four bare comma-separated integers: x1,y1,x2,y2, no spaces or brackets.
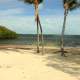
61,0,80,56
19,0,44,54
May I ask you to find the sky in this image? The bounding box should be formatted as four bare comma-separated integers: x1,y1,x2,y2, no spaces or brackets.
0,0,80,35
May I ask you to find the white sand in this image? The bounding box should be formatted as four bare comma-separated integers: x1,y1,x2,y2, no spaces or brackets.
0,48,79,80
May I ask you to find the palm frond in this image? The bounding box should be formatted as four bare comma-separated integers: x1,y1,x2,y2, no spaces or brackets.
63,0,80,10
20,0,43,4
70,3,80,10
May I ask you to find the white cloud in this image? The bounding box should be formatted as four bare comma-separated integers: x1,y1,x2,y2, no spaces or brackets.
40,14,80,35
0,16,36,34
0,0,22,9
0,14,80,34
0,0,11,3
39,4,44,10
0,8,25,17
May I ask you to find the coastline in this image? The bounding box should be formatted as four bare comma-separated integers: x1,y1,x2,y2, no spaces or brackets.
0,44,80,49
0,44,80,55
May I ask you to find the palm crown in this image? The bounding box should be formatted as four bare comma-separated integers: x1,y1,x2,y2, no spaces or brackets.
63,0,79,10
21,0,43,4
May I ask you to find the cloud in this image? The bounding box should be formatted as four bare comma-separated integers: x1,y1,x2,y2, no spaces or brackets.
40,14,80,35
0,8,25,17
0,14,80,34
0,0,11,3
0,15,36,34
0,0,80,34
0,0,24,9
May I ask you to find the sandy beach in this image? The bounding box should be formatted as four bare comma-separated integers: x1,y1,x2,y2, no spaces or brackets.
0,45,80,80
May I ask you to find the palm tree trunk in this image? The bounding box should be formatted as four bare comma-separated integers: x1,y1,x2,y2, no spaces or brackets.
34,1,40,53
61,9,68,56
37,15,44,55
36,15,40,53
34,0,44,54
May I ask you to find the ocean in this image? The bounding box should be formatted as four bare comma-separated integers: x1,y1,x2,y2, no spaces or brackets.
0,34,80,47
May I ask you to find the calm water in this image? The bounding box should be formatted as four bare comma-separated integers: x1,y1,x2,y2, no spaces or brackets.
0,34,80,47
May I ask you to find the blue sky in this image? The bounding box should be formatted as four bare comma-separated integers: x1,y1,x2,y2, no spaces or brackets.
0,0,80,35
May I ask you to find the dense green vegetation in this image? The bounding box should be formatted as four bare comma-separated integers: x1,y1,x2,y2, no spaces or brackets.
0,25,18,39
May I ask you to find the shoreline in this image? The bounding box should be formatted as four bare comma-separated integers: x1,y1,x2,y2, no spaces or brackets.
0,44,80,53
0,44,80,48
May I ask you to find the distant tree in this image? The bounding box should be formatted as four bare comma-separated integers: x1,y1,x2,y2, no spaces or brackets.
61,0,80,56
0,25,18,39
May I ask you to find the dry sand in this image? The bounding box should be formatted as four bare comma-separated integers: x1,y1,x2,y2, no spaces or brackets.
0,46,80,80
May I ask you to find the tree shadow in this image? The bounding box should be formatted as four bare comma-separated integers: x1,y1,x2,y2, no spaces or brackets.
46,50,80,80
0,47,34,54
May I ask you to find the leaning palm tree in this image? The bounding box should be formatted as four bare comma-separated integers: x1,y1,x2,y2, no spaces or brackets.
19,0,44,54
61,0,80,56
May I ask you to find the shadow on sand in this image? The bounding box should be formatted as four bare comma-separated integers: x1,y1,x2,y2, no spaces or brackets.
46,49,80,80
0,47,34,54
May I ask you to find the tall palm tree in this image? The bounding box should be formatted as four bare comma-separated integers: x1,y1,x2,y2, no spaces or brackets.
19,0,44,54
61,0,80,56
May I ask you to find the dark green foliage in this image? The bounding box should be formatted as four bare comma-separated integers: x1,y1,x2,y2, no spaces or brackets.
20,0,43,4
0,25,18,39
